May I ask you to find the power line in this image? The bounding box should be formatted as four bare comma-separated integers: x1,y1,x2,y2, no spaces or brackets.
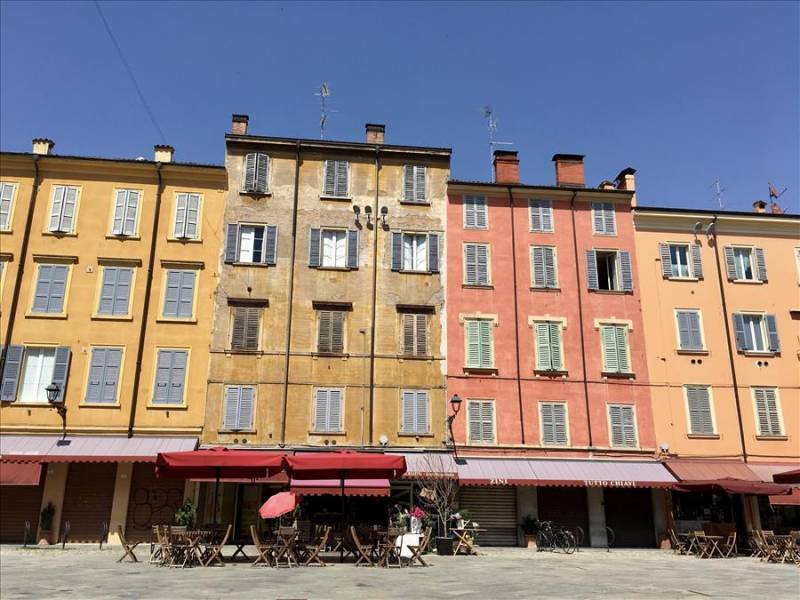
93,1,166,143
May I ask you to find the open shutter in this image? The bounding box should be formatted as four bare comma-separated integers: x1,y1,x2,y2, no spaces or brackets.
328,390,342,431
102,348,121,403
124,191,139,235
307,228,321,267
601,327,618,372
465,245,477,284
85,348,106,403
531,247,545,287
331,311,344,353
402,391,415,433
466,321,480,367
174,194,187,237
732,313,747,351
0,183,15,229
585,250,598,290
723,247,736,280
541,403,555,444
223,387,241,430
225,224,239,263
535,323,551,370
404,166,415,201
0,345,23,401
428,233,439,273
243,154,257,191
549,322,562,370
468,401,482,443
185,195,199,239
255,154,269,193
415,314,427,356
765,314,780,352
58,187,76,232
112,190,127,234
238,387,254,430
615,327,630,372
391,232,402,271
479,321,492,368
690,244,703,279
659,243,672,277
264,225,278,265
347,229,359,269
619,251,633,291
51,346,71,403
49,186,65,231
754,247,767,282
168,351,186,405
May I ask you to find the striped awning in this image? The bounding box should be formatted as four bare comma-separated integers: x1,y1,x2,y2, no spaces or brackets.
388,452,458,479
290,478,390,497
664,459,759,482
0,462,42,486
0,435,197,463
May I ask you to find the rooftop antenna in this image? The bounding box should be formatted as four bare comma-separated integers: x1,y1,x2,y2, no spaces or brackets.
711,178,725,209
315,82,338,139
482,105,513,182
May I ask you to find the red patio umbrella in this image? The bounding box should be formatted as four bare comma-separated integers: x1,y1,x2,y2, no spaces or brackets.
772,468,800,484
259,491,298,519
672,477,792,496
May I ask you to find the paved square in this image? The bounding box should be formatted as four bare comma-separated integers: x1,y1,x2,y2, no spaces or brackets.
1,545,798,599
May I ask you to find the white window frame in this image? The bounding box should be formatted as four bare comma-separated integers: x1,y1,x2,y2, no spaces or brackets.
668,243,692,278
320,228,348,268
732,246,756,281
402,233,429,272
740,312,769,353
237,224,267,263
595,249,622,291
751,387,784,437
539,401,569,446
17,346,57,404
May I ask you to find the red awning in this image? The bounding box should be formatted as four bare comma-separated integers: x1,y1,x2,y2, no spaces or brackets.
290,478,391,497
664,459,759,482
283,451,406,480
770,488,800,506
0,462,42,486
672,477,792,496
1,435,197,463
156,447,285,480
773,468,800,484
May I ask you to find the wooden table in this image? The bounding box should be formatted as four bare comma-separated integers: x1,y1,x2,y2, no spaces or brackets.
450,528,485,556
376,530,405,568
273,528,298,568
700,535,725,559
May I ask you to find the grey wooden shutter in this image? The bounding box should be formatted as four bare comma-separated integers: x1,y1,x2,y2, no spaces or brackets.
659,243,672,277
101,348,122,403
323,161,336,196
603,203,616,234
723,247,736,279
49,186,65,231
592,203,604,233
549,322,562,370
174,193,187,237
225,224,239,263
331,311,344,353
309,228,321,267
619,251,633,291
85,348,106,403
168,350,187,404
402,390,415,432
98,268,117,314
50,265,68,313
0,183,14,229
347,229,359,269
391,232,402,271
474,198,487,229
531,247,545,287
223,386,240,429
112,190,127,234
541,403,555,444
754,388,780,436
732,313,747,351
609,405,624,446
33,265,53,312
690,244,703,279
328,389,342,431
765,315,780,352
185,194,199,239
464,196,476,228
468,401,482,443
677,311,702,350
465,245,477,284
428,233,439,273
585,250,598,290
416,391,428,433
318,311,332,352
243,153,257,191
601,326,619,372
402,314,415,355
475,244,487,284
264,225,278,265
535,323,551,370
123,191,139,235
154,350,171,403
113,268,131,315
686,386,713,435
314,389,328,431
415,314,427,355
0,345,23,401
59,187,77,232
255,154,269,193
239,387,254,430
754,247,767,281
404,166,415,201
335,161,348,196
414,166,426,202
51,346,71,403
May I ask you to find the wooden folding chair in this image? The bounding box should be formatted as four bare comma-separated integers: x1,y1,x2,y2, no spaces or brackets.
691,531,710,558
203,524,232,567
250,525,273,567
668,529,688,555
303,526,331,567
149,525,164,564
116,526,140,563
350,526,376,567
721,532,737,558
407,527,432,567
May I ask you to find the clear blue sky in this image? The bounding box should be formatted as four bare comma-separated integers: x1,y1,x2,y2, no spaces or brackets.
1,1,798,212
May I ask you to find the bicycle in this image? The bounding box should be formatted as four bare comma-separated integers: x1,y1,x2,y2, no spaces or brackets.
535,521,576,554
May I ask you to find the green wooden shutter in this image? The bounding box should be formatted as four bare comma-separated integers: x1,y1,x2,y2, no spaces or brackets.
465,245,477,284
549,322,562,370
531,247,545,287
541,403,555,444
466,321,480,367
601,326,618,372
478,321,492,368
615,326,630,372
535,323,551,370
609,405,624,446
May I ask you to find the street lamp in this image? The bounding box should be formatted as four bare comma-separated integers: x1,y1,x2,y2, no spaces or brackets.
446,394,463,461
46,382,67,440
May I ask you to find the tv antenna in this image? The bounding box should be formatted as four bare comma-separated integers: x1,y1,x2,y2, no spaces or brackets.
482,105,513,182
711,178,725,209
315,82,338,139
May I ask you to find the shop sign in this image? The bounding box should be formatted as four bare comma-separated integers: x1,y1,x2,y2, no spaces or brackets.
584,479,636,488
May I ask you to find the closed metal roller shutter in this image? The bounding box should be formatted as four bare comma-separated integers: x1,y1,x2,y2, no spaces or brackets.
59,463,116,542
537,486,590,546
125,463,186,542
0,473,45,543
604,488,655,548
458,486,518,546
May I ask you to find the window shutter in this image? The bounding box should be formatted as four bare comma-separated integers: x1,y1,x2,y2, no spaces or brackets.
621,406,636,446
391,232,402,271
112,190,127,234
659,243,672,277
481,401,494,443
255,154,269,193
33,265,52,312
585,250,598,290
468,401,482,443
553,403,567,444
346,229,359,269
314,389,328,431
58,187,76,232
754,389,771,435
603,204,616,234
51,346,71,403
615,327,630,372
243,153,257,192
331,311,344,353
102,348,121,403
231,307,246,350
49,186,65,231
475,199,487,229
97,267,117,315
225,224,239,263
529,200,542,231
49,265,67,313
416,391,428,433
404,166,415,201
414,166,426,202
264,225,278,265
541,201,553,231
763,389,780,435
318,311,331,353
124,191,139,235
328,389,342,431
549,322,562,370
609,405,624,446
535,323,551,370
185,195,199,239
465,245,477,284
723,247,736,280
168,350,187,405
154,351,171,404
544,247,556,288
592,203,604,233
85,348,106,403
174,193,187,237
601,326,618,372
113,268,131,315
0,183,14,229
475,244,487,284
223,386,241,430
175,271,195,318
245,307,260,350
466,321,480,367
428,233,439,273
402,314,415,355
732,313,747,351
415,314,427,356
687,386,712,435
0,345,23,401
541,403,555,444
676,312,699,350
765,314,780,352
238,386,254,430
464,196,476,228
308,228,321,267
335,161,348,196
754,247,767,282
479,320,492,368
402,391,415,433
323,161,336,196
531,247,545,287
690,244,703,279
619,251,633,291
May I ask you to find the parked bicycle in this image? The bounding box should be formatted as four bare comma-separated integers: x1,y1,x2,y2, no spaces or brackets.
535,520,576,554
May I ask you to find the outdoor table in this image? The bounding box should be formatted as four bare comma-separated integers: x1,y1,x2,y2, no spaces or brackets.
395,533,422,559
230,539,249,561
273,528,299,568
769,535,795,563
377,531,403,568
701,535,725,559
451,528,485,555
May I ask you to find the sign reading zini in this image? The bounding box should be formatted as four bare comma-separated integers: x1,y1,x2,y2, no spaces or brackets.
489,478,510,485
584,480,636,488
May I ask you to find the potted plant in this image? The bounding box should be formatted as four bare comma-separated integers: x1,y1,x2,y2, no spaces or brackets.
38,502,56,545
452,508,473,529
413,454,459,555
174,498,197,528
409,506,426,534
520,515,540,549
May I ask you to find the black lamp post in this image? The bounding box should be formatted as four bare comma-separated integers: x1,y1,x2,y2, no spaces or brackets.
447,394,463,461
46,382,67,440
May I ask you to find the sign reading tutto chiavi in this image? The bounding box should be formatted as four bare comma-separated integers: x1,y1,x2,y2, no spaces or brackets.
584,480,637,488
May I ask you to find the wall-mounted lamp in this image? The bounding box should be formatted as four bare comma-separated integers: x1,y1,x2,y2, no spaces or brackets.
364,205,373,226
380,206,389,228
46,382,67,440
353,205,361,226
446,393,463,460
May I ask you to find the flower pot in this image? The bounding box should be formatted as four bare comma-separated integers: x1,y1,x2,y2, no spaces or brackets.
410,517,422,534
436,536,454,556
38,530,53,546
524,534,537,549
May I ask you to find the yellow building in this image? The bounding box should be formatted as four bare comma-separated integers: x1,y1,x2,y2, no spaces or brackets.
0,140,226,543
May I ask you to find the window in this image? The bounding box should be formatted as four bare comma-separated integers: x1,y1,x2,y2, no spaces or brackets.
401,313,428,356
98,267,132,316
733,313,780,354
685,385,714,435
242,153,269,194
309,228,358,269
531,246,557,288
391,232,439,273
724,246,767,282
323,160,349,197
586,249,632,292
0,182,16,230
529,199,553,232
465,319,493,369
153,349,187,405
313,388,343,432
317,310,345,354
31,264,69,314
659,242,704,279
404,165,427,203
162,270,196,319
534,321,564,371
0,346,70,403
464,243,490,285
753,388,782,437
48,185,79,233
223,385,255,431
676,310,704,351
84,347,122,404
224,224,278,265
230,306,261,351
540,402,568,445
592,202,616,235
608,405,637,447
401,390,429,434
600,324,630,373
464,196,487,229
111,190,140,236
173,193,201,239
467,399,495,444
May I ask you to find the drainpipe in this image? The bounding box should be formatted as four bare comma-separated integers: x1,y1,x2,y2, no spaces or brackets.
506,186,526,444
569,191,594,448
0,155,40,375
127,162,163,438
279,141,302,447
367,146,381,445
709,216,748,461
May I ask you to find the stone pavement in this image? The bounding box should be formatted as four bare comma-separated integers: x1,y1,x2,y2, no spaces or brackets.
1,545,798,599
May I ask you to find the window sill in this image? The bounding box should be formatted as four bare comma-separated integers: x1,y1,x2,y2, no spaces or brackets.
742,351,778,357
463,367,498,375
666,276,699,282
239,190,272,198
105,234,141,241
687,434,720,440
43,231,77,237
462,283,493,289
4,402,51,407
399,200,430,206
79,402,121,409
590,289,632,295
601,371,635,379
398,354,434,361
228,261,272,268
314,266,353,272
319,195,352,202
529,229,554,234
91,314,134,322
156,318,198,324
218,429,257,434
730,279,764,285
592,231,617,237
677,349,709,355
146,403,188,410
167,237,202,244
25,312,68,320
312,352,350,359
463,226,489,231
609,444,639,450
755,435,788,441
308,430,347,436
227,348,261,354
398,269,435,275
530,286,561,292
397,432,434,438
534,369,569,377
0,229,12,234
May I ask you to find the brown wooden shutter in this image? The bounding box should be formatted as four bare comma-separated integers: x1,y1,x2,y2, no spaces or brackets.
331,311,344,353
402,314,415,355
415,314,427,355
231,307,246,350
318,311,332,353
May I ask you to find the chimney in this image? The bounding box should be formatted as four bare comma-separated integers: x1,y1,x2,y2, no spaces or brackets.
752,200,767,213
365,123,385,144
493,150,520,184
154,144,174,163
32,138,54,155
770,201,784,214
231,114,249,135
552,154,585,187
614,167,637,207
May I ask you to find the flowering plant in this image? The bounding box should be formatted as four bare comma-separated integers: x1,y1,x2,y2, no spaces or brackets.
410,506,426,519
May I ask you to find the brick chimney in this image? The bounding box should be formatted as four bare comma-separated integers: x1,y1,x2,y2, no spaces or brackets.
154,144,174,163
365,123,385,144
552,154,585,187
32,138,54,155
615,167,637,206
493,150,520,184
752,200,767,213
231,114,249,135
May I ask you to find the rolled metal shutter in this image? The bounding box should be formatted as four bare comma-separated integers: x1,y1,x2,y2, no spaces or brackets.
125,463,186,542
0,471,45,543
537,486,590,546
603,488,655,547
59,463,116,542
458,486,518,546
